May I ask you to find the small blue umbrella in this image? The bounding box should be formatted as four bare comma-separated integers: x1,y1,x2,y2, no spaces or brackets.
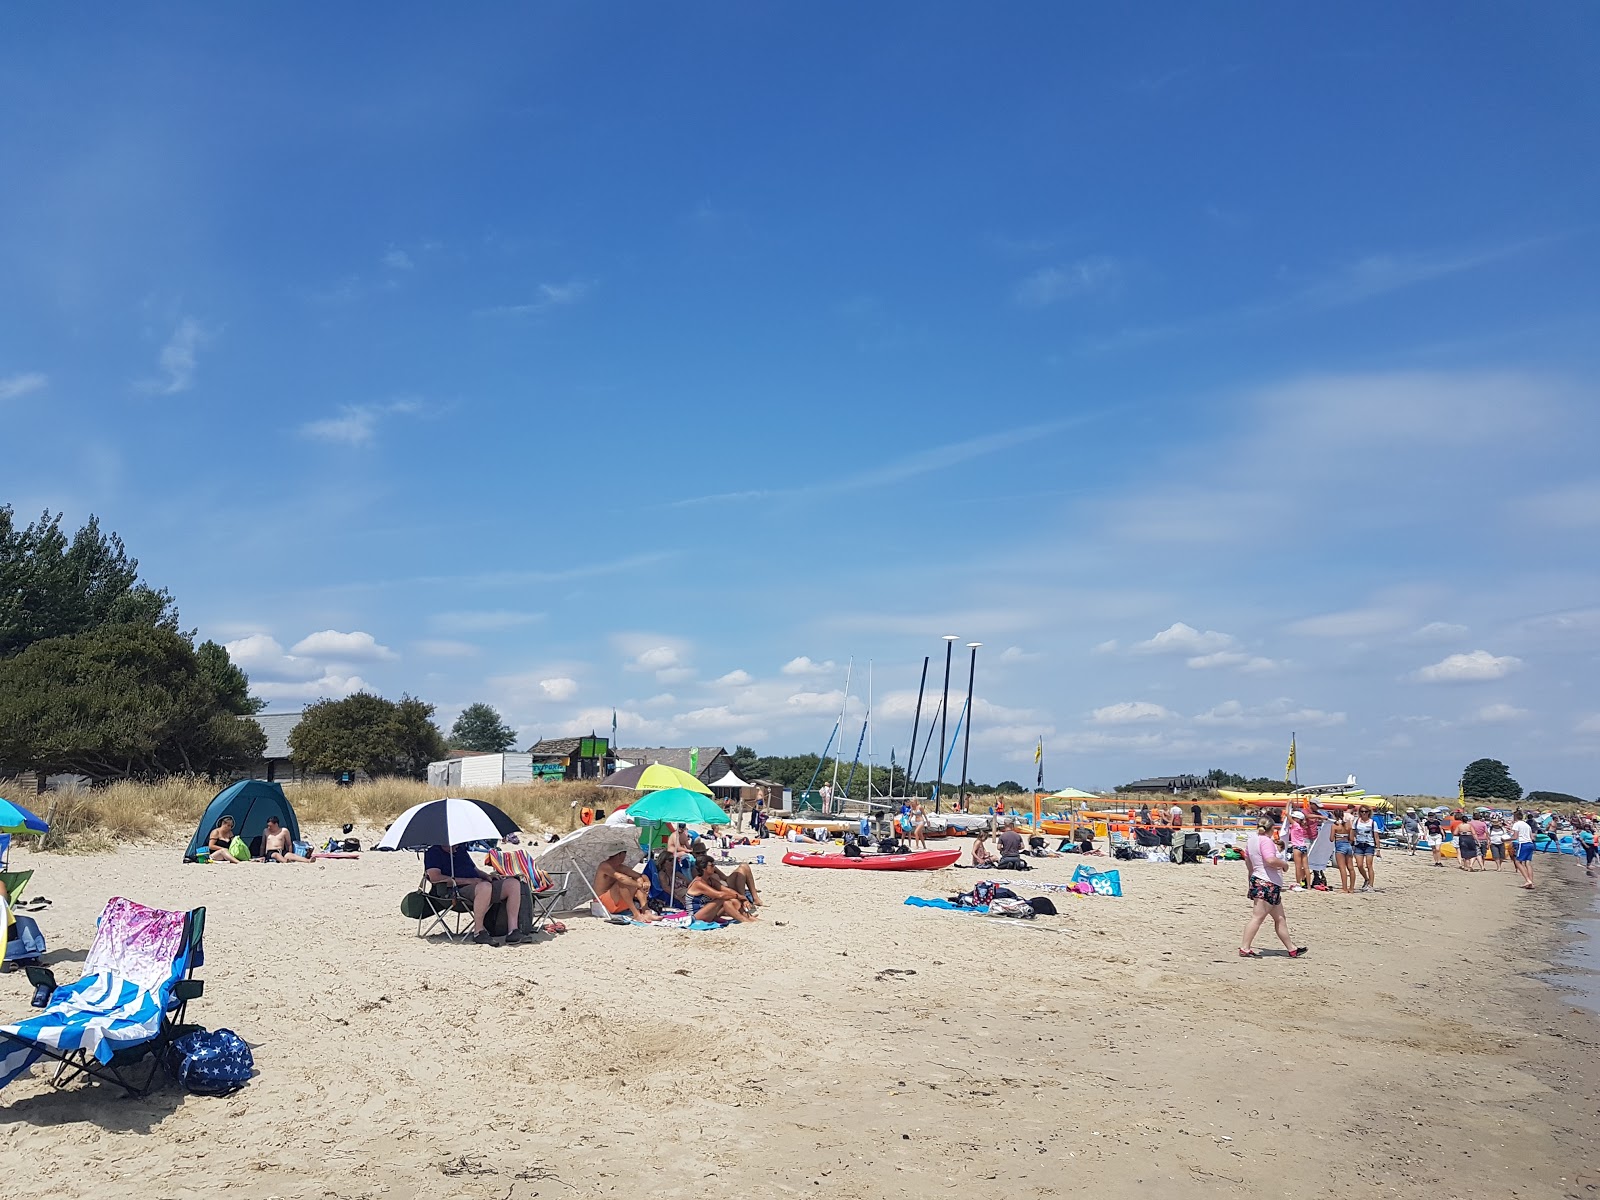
0,798,48,835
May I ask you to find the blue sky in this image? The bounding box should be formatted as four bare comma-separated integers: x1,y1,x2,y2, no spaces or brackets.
4,4,1598,795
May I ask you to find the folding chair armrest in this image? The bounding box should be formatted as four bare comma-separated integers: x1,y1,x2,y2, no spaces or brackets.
173,979,204,1002
24,965,56,996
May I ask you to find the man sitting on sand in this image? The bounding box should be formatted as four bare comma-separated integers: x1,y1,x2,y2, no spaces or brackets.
260,815,311,862
595,850,656,921
424,843,524,944
691,847,763,909
995,825,1025,867
207,815,241,863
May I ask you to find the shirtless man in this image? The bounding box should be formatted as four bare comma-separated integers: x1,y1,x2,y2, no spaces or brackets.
666,823,693,856
594,851,655,921
207,815,241,863
260,816,311,862
690,848,762,909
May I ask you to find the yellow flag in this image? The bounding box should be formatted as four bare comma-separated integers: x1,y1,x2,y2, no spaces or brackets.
1459,779,1465,804
1285,735,1296,782
1033,738,1043,765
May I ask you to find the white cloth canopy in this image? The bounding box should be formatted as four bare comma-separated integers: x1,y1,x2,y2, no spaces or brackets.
708,768,753,790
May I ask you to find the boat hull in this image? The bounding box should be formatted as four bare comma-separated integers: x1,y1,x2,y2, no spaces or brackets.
782,849,962,871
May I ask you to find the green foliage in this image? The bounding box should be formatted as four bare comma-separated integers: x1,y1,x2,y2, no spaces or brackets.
449,702,518,753
290,692,447,779
1202,768,1289,793
0,624,265,780
1524,790,1584,808
196,639,264,715
729,744,760,778
1462,758,1521,802
0,508,179,659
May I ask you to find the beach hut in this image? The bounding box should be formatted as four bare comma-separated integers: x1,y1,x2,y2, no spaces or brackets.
183,780,301,861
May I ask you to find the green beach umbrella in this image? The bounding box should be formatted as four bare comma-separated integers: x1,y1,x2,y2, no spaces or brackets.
627,787,731,826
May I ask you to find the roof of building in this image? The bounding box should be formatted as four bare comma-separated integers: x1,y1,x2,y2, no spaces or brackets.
251,711,303,760
446,750,494,760
527,737,585,758
615,746,728,779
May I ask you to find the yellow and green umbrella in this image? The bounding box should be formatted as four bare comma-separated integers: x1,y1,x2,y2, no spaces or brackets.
599,762,712,796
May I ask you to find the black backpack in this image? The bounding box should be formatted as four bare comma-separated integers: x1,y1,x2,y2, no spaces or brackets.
1027,896,1058,916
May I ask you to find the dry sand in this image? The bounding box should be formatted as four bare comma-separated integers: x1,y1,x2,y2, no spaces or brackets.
1,831,1596,1199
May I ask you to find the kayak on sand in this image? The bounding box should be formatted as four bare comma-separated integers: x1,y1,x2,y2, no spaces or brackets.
782,849,962,871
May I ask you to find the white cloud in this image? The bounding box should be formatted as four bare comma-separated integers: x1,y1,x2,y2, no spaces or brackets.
998,646,1040,664
431,610,544,634
633,646,681,672
1578,714,1600,735
1518,482,1600,529
781,655,837,676
414,639,480,658
1133,622,1236,655
382,247,414,270
139,317,208,395
1185,651,1280,672
1091,701,1174,724
538,677,578,701
289,630,398,662
1414,650,1523,684
475,280,594,317
0,372,46,402
1413,621,1469,642
1092,639,1120,654
1288,608,1409,638
299,398,422,447
1472,703,1527,724
714,669,754,686
1014,257,1119,307
225,634,322,681
1193,699,1346,729
253,672,371,703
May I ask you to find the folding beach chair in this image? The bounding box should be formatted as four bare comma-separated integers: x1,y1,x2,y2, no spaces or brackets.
0,897,205,1099
400,870,477,942
484,849,570,931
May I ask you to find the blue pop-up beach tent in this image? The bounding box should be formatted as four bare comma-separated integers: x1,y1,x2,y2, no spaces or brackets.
184,780,301,861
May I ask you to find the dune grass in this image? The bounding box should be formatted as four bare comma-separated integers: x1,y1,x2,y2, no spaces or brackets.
28,777,622,853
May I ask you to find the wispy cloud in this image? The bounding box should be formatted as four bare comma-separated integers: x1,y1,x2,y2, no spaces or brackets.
138,317,208,395
300,398,423,446
474,280,594,317
0,372,47,402
1413,650,1523,684
1013,256,1119,307
673,416,1100,508
1084,235,1554,353
382,247,414,270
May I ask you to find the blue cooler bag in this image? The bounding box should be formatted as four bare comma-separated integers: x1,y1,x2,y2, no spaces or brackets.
168,1029,253,1095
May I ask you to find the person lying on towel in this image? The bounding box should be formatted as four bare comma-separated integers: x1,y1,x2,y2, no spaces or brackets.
690,847,763,909
425,843,524,945
594,851,656,922
260,816,311,862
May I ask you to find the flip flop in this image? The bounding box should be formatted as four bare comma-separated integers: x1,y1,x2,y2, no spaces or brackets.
1238,948,1261,958
1288,946,1309,958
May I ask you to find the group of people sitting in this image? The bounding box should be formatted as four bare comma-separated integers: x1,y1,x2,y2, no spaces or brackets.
593,823,763,925
204,815,312,863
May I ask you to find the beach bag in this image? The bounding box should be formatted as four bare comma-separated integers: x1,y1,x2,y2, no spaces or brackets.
168,1029,253,1095
228,836,250,862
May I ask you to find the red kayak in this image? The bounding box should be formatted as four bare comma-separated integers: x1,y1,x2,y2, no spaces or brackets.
782,849,962,871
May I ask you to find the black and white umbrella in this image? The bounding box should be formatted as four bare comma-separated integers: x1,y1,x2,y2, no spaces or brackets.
377,797,520,850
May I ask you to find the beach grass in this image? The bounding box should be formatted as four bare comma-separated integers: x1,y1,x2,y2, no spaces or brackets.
29,777,620,851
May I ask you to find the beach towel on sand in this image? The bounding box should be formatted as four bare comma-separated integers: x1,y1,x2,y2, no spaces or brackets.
904,897,988,914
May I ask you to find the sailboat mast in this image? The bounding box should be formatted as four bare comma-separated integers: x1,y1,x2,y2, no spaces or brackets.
866,661,874,803
831,658,852,803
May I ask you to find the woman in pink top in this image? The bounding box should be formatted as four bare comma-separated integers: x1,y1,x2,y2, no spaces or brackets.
1287,810,1311,890
1239,817,1307,959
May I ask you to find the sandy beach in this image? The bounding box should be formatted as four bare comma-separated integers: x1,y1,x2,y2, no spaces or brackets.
2,831,1596,1200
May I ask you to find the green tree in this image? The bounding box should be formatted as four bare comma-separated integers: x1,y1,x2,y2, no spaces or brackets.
290,692,447,779
1525,790,1584,807
0,508,178,659
196,639,264,715
729,744,760,778
0,624,265,780
1461,758,1522,802
395,694,449,777
449,702,517,752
